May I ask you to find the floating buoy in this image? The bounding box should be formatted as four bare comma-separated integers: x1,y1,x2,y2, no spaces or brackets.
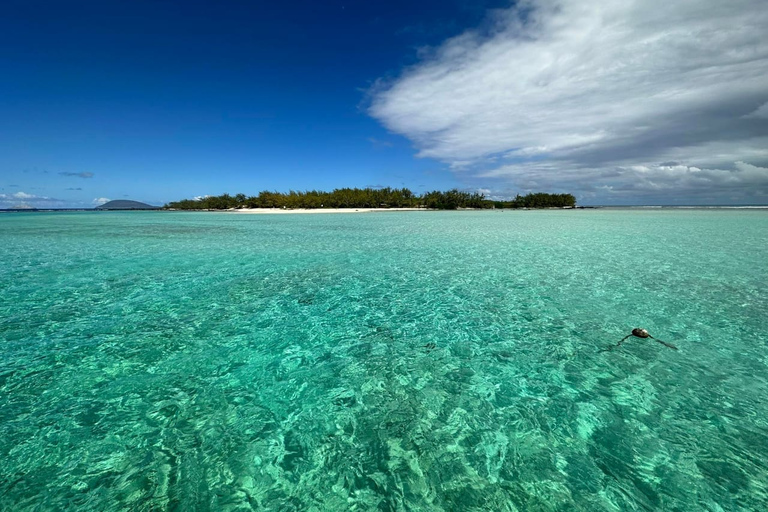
600,328,678,352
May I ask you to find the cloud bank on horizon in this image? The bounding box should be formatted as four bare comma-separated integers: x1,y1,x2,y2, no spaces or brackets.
369,0,768,204
0,191,58,209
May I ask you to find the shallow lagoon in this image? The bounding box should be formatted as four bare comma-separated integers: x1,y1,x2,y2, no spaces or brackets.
1,209,767,510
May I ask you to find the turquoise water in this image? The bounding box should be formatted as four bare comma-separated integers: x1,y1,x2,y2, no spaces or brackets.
1,209,767,511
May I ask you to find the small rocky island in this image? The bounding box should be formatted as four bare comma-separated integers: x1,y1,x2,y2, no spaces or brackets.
95,200,159,210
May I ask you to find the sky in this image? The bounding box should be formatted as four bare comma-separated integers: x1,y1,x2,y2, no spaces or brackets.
1,0,767,208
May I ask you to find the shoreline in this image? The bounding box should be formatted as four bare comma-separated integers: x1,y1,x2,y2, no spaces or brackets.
225,207,430,214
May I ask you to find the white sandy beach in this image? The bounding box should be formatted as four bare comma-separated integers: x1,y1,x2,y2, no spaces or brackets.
227,207,428,214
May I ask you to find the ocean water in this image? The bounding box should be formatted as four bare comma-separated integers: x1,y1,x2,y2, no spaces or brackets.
1,209,767,511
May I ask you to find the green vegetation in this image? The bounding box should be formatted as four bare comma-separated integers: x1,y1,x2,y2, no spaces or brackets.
491,193,577,209
164,188,576,210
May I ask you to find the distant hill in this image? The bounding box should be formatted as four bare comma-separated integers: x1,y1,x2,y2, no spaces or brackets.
95,200,159,210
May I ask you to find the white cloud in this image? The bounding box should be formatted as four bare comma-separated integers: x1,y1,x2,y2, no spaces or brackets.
93,197,111,205
0,191,63,208
369,0,768,203
476,160,768,204
12,191,37,199
0,191,49,200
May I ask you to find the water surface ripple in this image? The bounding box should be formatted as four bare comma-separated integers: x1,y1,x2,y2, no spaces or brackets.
1,210,767,511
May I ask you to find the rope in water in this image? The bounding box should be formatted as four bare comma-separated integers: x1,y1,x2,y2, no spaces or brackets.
600,328,678,352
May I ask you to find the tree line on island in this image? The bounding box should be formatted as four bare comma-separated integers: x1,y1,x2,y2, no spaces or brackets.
164,188,576,210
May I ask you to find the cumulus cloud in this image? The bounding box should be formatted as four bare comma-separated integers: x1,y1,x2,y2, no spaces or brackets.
369,0,768,203
60,172,94,178
10,191,36,199
93,197,111,205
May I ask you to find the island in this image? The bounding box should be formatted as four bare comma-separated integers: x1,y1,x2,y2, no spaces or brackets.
164,188,576,210
95,200,160,210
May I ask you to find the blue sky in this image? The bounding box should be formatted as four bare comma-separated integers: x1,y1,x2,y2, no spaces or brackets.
1,0,767,207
